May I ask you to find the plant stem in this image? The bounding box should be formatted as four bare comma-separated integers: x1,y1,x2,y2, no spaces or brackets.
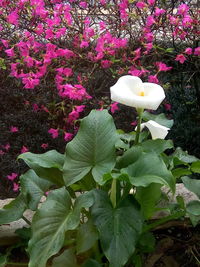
93,241,102,263
22,215,31,226
135,108,143,145
143,211,185,232
110,179,117,208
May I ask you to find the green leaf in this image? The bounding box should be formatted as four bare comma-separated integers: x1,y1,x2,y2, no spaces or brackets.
18,150,64,186
182,176,200,198
116,145,143,169
122,152,175,193
186,200,200,226
136,183,162,219
91,190,144,267
0,194,26,224
82,259,102,267
52,248,78,267
138,232,156,253
191,161,200,173
76,219,99,254
141,139,174,154
20,169,52,210
63,110,118,186
172,168,192,178
173,147,199,164
186,200,200,216
142,111,174,128
28,188,94,267
0,254,7,267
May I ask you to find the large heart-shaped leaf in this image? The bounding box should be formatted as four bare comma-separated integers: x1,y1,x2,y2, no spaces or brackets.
18,150,64,186
20,169,52,210
122,152,175,193
0,194,26,224
63,110,118,186
91,190,143,267
28,188,94,267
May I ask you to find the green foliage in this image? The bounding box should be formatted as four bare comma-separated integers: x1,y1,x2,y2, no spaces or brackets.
142,111,174,128
63,110,118,186
91,190,144,267
1,109,199,266
0,194,27,224
18,150,65,186
28,188,94,267
20,169,52,210
52,248,78,267
182,176,200,198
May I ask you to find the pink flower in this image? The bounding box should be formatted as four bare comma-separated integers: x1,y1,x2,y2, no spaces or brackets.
10,126,18,132
79,1,88,8
1,39,9,48
131,121,137,126
136,2,146,9
148,75,159,84
13,183,19,192
75,105,85,113
164,103,171,111
0,150,5,155
194,47,200,56
64,132,73,141
32,103,39,112
177,4,189,15
41,143,49,149
21,146,29,153
80,41,89,48
147,0,155,5
175,54,186,64
184,47,193,55
4,143,10,151
48,128,59,139
156,62,172,72
5,47,15,57
154,7,165,16
128,68,142,77
7,173,18,181
101,60,112,69
7,10,19,25
67,110,79,124
99,21,106,30
182,15,193,27
110,102,119,114
146,16,155,27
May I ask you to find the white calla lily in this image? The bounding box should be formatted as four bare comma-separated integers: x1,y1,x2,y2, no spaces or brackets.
110,75,165,110
140,120,170,140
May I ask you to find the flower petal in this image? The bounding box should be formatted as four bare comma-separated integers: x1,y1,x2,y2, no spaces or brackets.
140,120,170,139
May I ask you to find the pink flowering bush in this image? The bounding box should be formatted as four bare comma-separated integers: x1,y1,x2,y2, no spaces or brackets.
0,0,199,195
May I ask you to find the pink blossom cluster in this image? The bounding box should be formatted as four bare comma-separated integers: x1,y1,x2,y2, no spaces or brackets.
0,0,199,191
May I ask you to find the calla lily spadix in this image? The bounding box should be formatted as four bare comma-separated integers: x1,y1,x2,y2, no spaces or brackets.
110,75,165,110
139,120,170,140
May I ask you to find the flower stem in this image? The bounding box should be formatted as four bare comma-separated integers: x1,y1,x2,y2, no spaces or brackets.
110,179,116,208
135,108,143,145
22,215,31,226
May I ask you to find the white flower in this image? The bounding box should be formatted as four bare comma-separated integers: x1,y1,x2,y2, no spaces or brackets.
140,120,170,139
110,75,165,110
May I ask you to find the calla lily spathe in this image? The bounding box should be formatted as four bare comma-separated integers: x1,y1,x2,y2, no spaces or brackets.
110,75,165,110
140,120,170,140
